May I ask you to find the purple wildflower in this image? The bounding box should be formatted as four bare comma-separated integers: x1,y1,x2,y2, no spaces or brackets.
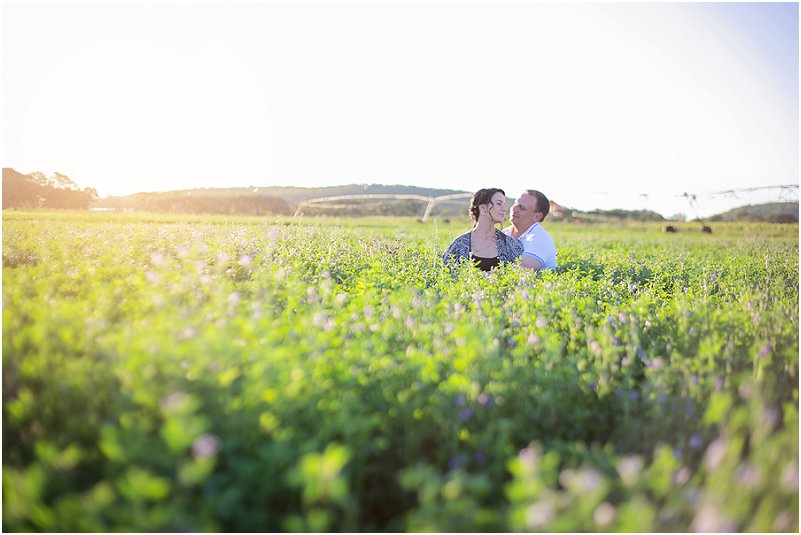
689,435,703,449
448,455,467,470
763,407,780,428
192,434,221,459
519,447,538,469
459,408,473,421
704,439,728,470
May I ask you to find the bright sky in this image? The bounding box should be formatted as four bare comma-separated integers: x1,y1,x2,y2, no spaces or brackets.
2,1,798,217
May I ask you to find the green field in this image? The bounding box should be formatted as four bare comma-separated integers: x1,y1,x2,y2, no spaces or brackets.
3,211,798,531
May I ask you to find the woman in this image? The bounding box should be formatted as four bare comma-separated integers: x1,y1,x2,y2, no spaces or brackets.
442,188,523,271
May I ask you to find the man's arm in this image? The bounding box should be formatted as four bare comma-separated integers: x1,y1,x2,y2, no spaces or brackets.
520,254,544,271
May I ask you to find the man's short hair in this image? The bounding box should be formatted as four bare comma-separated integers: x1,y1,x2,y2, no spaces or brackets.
524,189,550,221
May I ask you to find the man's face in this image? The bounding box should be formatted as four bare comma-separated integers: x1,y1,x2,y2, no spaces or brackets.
510,193,540,229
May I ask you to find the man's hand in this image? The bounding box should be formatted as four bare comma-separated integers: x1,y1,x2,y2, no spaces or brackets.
521,255,543,271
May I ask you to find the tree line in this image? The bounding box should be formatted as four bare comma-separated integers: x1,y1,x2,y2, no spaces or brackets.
3,168,98,210
3,168,291,216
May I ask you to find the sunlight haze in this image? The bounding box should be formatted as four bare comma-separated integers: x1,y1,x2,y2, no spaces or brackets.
2,1,798,217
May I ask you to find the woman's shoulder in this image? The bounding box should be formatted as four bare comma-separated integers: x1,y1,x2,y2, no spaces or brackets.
449,231,472,244
443,231,471,256
496,229,520,244
496,229,524,256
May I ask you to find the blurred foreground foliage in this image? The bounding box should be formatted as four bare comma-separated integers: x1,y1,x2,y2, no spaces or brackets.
3,213,798,531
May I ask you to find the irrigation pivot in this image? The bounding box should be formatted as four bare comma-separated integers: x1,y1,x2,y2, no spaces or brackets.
293,192,473,220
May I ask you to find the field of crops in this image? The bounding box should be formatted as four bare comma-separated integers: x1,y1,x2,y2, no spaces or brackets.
3,211,798,532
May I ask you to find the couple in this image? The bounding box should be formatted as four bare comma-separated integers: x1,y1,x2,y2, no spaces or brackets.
442,188,557,272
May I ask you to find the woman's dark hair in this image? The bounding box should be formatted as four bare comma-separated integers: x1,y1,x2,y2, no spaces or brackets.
469,188,505,223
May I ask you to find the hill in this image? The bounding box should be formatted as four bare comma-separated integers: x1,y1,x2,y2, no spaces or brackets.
90,185,707,221
707,202,798,223
96,184,468,208
94,184,472,217
571,208,665,222
14,171,796,222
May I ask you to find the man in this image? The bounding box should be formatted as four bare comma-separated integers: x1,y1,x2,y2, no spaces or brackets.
503,190,557,271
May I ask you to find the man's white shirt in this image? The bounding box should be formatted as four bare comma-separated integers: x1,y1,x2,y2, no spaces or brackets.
502,223,557,271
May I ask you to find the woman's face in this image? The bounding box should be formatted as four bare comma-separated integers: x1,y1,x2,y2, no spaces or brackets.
484,192,507,224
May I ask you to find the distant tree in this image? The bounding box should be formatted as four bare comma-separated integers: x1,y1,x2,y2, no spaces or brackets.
2,168,97,209
775,214,797,224
28,171,48,185
52,172,79,190
3,168,43,208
